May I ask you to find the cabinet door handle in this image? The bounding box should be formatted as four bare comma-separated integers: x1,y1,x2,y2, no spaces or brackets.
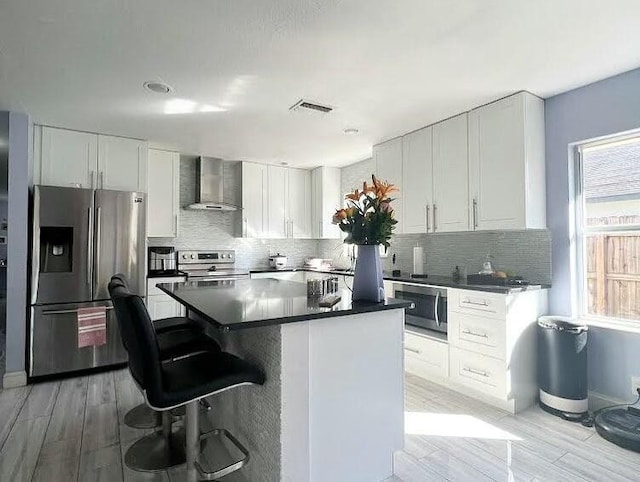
174,215,178,235
426,204,430,232
462,329,489,339
472,198,478,229
90,171,95,190
432,204,437,232
463,366,489,377
243,218,248,237
99,171,104,189
404,346,421,354
461,299,489,307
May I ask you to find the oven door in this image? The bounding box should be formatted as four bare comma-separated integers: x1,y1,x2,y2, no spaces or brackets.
392,283,447,334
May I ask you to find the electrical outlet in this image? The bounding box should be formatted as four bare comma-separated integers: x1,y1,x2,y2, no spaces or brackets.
631,376,640,395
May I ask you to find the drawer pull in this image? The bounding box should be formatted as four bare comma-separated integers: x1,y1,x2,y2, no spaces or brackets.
404,346,421,354
461,330,489,339
462,366,489,378
461,299,489,307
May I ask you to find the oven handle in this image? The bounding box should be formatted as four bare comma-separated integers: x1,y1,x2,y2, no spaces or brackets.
434,290,440,326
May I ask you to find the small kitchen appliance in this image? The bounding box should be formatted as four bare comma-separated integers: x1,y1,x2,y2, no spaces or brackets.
148,247,177,276
269,254,288,270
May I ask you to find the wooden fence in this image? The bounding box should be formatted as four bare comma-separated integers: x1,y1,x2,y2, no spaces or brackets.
586,233,640,320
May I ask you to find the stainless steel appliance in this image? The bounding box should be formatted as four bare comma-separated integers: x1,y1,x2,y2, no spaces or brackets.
392,283,447,334
177,250,249,284
149,247,177,276
186,157,239,211
269,253,288,270
30,186,146,377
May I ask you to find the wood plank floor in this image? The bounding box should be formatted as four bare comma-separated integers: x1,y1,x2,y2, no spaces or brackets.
1,369,640,481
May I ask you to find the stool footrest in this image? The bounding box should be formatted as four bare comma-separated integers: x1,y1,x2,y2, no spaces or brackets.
195,428,249,480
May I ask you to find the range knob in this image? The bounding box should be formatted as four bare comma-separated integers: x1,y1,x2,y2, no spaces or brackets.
182,254,187,259
190,254,196,259
220,254,226,259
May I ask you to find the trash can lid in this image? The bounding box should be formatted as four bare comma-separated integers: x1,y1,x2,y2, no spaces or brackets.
538,316,588,333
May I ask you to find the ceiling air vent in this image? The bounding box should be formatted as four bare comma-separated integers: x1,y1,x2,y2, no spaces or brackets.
289,99,333,114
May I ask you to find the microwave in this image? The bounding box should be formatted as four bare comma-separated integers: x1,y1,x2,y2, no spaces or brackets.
392,284,447,335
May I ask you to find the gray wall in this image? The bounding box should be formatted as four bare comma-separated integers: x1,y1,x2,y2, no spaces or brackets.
323,157,552,283
5,111,31,379
148,156,319,268
545,67,640,401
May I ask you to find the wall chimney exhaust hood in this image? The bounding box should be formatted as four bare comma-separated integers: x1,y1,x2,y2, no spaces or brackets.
186,157,239,211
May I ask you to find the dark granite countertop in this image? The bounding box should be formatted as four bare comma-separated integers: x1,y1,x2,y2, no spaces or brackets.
157,278,413,332
248,267,550,294
147,270,186,278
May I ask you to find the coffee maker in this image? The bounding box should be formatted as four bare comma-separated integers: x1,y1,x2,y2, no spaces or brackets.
148,247,177,276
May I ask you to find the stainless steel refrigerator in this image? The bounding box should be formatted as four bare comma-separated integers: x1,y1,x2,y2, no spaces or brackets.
29,185,146,377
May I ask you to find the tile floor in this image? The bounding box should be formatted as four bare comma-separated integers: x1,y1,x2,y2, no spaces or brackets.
0,369,639,481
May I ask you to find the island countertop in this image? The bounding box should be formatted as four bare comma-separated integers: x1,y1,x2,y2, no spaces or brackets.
157,278,413,332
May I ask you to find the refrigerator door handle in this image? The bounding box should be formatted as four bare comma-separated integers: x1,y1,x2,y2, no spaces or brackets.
94,207,102,293
87,208,93,288
42,306,114,316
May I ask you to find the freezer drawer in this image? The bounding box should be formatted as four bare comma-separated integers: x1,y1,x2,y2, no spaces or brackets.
30,301,127,377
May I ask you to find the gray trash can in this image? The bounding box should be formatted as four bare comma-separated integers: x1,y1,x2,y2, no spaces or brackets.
537,316,588,420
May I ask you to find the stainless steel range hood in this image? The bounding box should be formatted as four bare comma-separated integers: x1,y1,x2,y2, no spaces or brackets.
186,157,239,211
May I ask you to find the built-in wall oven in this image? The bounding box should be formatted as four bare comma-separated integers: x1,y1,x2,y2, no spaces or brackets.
392,283,447,335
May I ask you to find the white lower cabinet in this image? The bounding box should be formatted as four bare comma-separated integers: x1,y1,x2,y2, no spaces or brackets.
146,277,186,321
448,345,506,400
406,286,547,413
404,330,448,379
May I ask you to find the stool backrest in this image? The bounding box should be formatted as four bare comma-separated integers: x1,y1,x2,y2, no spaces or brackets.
108,278,163,394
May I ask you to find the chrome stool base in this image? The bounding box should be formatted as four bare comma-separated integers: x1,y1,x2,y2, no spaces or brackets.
185,401,249,480
124,404,187,429
125,427,186,472
124,404,162,429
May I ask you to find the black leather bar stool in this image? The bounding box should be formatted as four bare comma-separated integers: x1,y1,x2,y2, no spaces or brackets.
109,276,221,471
110,282,265,479
111,274,218,430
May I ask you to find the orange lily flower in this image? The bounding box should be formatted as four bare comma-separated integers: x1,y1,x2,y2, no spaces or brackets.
345,188,361,202
372,175,398,199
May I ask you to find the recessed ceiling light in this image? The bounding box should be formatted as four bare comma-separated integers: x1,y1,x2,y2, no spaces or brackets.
344,128,359,135
280,162,289,166
143,81,173,95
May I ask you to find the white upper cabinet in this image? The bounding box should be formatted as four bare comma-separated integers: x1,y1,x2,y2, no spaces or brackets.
312,166,342,239
287,168,312,239
267,165,288,238
432,114,470,232
97,135,148,192
147,149,180,238
241,162,268,238
468,92,546,230
374,137,403,233
241,163,314,239
40,127,98,189
39,126,148,192
402,127,433,233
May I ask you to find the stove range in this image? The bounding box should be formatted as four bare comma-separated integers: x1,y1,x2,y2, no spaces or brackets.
177,250,249,282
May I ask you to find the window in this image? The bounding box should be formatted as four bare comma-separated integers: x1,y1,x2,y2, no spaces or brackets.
576,135,640,324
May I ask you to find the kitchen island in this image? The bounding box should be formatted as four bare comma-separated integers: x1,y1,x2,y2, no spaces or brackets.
158,278,412,482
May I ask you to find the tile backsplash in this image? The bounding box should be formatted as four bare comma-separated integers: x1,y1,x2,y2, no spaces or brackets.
150,156,551,283
147,156,319,268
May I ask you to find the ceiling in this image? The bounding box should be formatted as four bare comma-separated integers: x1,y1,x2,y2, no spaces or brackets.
1,0,640,168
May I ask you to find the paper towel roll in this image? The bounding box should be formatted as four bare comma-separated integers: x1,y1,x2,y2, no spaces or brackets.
413,246,424,275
